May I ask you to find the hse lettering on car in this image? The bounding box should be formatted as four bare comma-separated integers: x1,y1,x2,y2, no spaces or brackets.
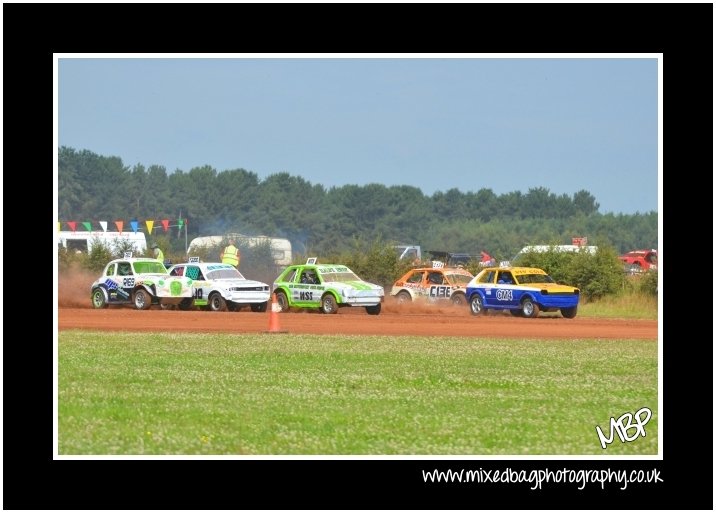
272,260,384,315
465,266,580,318
390,266,474,306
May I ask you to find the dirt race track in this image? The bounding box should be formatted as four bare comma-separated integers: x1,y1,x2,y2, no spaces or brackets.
58,304,657,340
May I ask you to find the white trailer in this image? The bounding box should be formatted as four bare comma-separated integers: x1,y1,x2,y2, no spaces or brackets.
58,231,148,254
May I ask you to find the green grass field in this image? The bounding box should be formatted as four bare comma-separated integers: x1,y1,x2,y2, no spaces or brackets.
58,331,658,456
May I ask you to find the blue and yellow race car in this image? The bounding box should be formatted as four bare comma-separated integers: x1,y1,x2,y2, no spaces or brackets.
465,266,580,318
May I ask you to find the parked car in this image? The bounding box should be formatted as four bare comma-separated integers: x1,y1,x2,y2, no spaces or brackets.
272,260,384,314
390,266,474,306
619,249,657,274
465,266,580,318
167,260,270,312
90,256,194,310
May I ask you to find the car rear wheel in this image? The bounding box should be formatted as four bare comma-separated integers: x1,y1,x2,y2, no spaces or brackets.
208,292,227,312
560,306,578,319
251,302,268,313
469,294,485,316
275,291,290,312
365,303,381,315
321,294,339,314
91,288,108,309
521,298,540,318
178,298,193,311
395,291,412,304
133,289,152,310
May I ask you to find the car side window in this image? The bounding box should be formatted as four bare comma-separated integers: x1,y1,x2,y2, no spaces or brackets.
407,272,423,284
428,272,444,284
118,263,132,276
170,267,184,277
185,266,204,280
479,271,495,284
498,272,513,284
106,263,116,276
284,269,298,283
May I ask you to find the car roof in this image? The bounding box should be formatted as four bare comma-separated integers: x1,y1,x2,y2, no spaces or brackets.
171,261,235,269
481,266,547,273
109,257,161,264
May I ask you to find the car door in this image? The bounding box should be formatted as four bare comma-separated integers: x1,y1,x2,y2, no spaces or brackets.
480,270,498,307
293,267,316,305
495,270,519,308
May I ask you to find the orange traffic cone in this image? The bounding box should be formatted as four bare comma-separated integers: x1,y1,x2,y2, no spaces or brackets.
265,293,287,334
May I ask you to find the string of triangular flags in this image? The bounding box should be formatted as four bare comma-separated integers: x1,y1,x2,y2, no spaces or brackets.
58,219,188,234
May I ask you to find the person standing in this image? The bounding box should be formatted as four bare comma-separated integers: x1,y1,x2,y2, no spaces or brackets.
151,243,164,263
220,238,240,268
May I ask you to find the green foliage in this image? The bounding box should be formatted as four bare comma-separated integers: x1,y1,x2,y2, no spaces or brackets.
58,146,658,292
512,245,624,301
85,242,114,273
323,237,411,289
637,270,658,297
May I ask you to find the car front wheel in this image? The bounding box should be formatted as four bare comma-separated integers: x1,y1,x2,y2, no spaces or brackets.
560,306,578,319
321,294,339,314
450,293,466,307
208,292,227,312
91,288,108,309
365,303,381,315
395,291,412,304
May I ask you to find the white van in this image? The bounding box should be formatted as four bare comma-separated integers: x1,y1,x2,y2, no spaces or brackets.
58,231,148,254
187,234,292,266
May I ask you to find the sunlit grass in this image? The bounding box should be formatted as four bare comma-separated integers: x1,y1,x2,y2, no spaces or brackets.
59,331,658,456
580,291,658,320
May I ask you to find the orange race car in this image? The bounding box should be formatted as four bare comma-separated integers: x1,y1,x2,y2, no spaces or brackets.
390,265,474,306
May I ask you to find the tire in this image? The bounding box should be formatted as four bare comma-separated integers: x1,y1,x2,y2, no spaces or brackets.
365,303,381,315
251,302,268,313
560,306,578,319
509,309,523,317
469,293,485,316
178,298,193,311
275,291,290,312
395,291,412,304
91,288,108,309
133,289,152,310
208,292,227,312
320,294,339,314
521,298,540,318
450,292,466,307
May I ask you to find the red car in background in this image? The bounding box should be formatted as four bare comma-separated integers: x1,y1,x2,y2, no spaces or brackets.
619,249,657,273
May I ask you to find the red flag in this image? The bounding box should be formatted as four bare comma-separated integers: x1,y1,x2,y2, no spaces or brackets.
115,220,123,234
161,219,170,232
67,221,77,232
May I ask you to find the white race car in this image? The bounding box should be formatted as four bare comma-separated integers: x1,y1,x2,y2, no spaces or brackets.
167,260,271,312
91,256,194,310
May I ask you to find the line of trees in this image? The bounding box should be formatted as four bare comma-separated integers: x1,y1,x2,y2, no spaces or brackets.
58,146,657,262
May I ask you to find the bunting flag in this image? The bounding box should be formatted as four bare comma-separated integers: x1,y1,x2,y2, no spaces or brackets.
59,218,188,233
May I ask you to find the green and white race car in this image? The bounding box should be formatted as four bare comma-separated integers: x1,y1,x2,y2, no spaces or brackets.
272,260,384,315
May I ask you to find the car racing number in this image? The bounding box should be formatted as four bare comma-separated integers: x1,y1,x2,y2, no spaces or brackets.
429,285,452,298
123,277,135,288
299,291,314,301
496,289,513,301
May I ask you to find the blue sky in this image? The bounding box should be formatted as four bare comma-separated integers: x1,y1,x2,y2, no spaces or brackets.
57,56,659,214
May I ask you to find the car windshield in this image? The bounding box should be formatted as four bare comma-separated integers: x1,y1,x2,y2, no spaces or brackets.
446,273,472,285
320,271,362,283
207,268,244,280
133,261,167,274
517,273,554,284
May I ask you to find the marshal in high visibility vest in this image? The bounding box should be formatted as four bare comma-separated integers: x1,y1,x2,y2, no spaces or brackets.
220,239,241,268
